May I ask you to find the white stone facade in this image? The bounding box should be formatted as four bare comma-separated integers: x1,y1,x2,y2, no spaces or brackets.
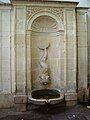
0,1,89,110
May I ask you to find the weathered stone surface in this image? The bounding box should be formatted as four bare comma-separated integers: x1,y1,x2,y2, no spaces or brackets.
0,7,11,93
14,95,27,111
65,92,77,101
14,103,27,112
0,94,14,108
66,101,77,107
65,92,77,107
14,95,27,104
76,8,88,100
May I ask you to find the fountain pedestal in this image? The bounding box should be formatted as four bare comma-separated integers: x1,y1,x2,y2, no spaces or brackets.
65,93,77,106
14,95,27,111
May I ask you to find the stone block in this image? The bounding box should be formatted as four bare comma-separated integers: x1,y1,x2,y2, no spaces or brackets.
0,94,14,108
65,92,77,106
77,89,89,101
14,95,27,111
67,70,76,80
66,100,77,107
65,92,77,101
14,103,27,112
14,95,27,104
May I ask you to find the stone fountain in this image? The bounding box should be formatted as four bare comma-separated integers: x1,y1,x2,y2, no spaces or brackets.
29,43,64,105
11,1,80,111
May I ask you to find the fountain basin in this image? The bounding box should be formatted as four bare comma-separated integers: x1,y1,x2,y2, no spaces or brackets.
28,89,64,105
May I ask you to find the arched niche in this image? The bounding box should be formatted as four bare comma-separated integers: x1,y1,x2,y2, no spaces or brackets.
27,11,66,94
27,11,64,31
30,15,64,90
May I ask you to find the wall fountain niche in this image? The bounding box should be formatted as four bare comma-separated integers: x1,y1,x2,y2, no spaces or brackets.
29,15,64,105
13,2,78,110
31,15,62,90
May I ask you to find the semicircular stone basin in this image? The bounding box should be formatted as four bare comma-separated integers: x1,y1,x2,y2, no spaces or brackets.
28,89,64,105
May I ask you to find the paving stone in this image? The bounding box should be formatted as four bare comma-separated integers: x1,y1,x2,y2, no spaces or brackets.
0,105,90,120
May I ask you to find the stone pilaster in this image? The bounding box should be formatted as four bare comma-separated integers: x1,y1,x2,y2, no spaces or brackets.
26,30,32,94
76,8,88,101
64,7,77,106
65,8,77,93
14,6,27,111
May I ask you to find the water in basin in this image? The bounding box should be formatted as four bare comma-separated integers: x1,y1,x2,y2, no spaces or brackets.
31,89,60,99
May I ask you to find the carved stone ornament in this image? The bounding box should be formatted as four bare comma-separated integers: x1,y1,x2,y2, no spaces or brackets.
27,7,64,27
38,43,50,85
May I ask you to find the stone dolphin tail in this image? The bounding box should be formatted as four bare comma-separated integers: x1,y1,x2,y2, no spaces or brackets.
38,44,50,85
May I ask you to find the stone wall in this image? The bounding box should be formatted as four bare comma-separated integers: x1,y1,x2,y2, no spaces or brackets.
0,5,15,108
0,6,11,93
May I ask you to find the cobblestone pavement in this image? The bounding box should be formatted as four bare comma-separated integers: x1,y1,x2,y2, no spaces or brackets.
0,104,90,120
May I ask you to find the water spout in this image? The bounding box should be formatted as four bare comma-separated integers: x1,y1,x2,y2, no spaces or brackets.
43,82,48,85
46,99,50,104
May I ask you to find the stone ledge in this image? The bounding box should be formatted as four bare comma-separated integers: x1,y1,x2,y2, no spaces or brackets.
65,92,77,101
14,95,27,104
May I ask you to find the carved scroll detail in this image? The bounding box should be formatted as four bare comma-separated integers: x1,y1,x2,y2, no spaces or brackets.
27,7,64,26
